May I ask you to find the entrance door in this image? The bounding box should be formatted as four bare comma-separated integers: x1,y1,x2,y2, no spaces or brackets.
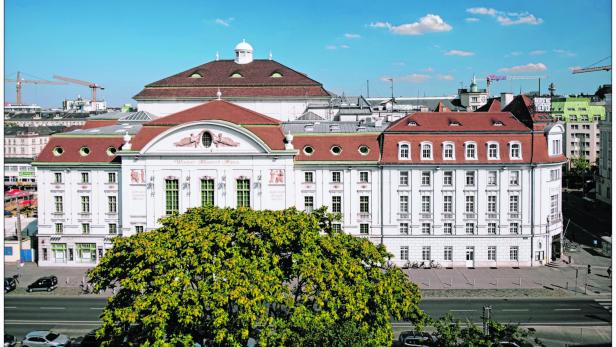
465,246,475,268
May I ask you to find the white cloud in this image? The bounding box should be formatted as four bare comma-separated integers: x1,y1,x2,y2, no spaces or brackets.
214,18,233,27
554,49,576,57
466,7,543,26
340,44,350,49
370,14,452,36
467,7,498,15
437,74,455,81
325,45,337,50
529,50,546,56
498,63,547,73
381,74,432,83
344,33,361,39
445,49,475,57
465,17,480,22
505,51,523,57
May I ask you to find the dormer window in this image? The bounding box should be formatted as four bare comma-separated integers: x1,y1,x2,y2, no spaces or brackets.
304,124,314,132
509,142,522,160
449,120,461,126
330,145,342,155
79,146,91,156
329,124,340,132
408,120,418,126
230,71,243,78
493,120,504,126
270,71,283,78
398,142,410,160
189,72,203,78
465,142,477,160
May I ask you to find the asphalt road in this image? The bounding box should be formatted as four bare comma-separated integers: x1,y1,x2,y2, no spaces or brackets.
562,191,612,247
4,296,611,340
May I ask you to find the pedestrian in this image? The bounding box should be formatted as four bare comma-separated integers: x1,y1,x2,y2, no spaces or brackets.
608,266,611,279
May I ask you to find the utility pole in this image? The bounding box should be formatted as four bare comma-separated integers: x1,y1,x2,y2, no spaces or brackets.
482,306,492,337
366,80,370,98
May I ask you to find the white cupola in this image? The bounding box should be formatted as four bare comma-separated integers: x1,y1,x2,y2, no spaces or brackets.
234,39,254,64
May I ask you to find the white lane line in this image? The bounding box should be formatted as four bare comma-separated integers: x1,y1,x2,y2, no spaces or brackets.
40,306,66,310
502,309,529,312
449,309,476,312
89,307,104,310
4,306,17,309
595,299,612,302
554,308,581,311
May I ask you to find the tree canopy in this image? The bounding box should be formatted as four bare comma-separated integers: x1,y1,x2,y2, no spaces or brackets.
88,206,425,346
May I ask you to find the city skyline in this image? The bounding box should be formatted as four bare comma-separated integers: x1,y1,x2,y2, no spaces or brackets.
4,0,612,107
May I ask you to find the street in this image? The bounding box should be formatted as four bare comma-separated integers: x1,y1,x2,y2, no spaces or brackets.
562,191,612,247
4,296,611,340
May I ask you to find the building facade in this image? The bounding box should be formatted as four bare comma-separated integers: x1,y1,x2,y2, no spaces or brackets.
34,100,566,268
596,93,612,204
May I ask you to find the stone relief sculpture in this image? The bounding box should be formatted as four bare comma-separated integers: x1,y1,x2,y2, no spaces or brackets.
130,169,145,184
269,169,285,184
213,133,240,147
174,131,240,148
174,131,204,148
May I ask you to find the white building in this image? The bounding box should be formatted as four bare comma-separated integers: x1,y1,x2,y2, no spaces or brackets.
134,41,331,121
63,97,107,113
456,76,489,111
597,93,612,204
34,99,566,267
4,128,57,158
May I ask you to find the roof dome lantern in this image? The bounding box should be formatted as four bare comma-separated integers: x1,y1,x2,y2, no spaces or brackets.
234,39,254,64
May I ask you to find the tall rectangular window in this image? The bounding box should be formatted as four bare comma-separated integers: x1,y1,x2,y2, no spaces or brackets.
510,246,519,261
550,194,559,220
421,223,431,235
400,246,409,261
236,179,250,208
488,246,496,261
443,223,453,235
359,171,369,183
304,196,314,212
360,224,369,235
487,195,497,213
108,196,117,213
399,195,409,213
304,172,314,183
488,222,497,234
55,223,63,235
331,171,341,183
399,171,409,185
443,144,454,159
54,172,62,184
421,196,431,213
443,195,453,213
443,171,453,186
444,246,453,261
81,172,89,183
165,179,179,214
465,222,475,235
108,172,117,183
359,196,369,213
422,144,432,159
54,196,63,213
108,224,117,235
201,179,215,207
509,195,519,213
421,171,431,185
332,196,342,213
465,196,475,213
465,171,475,186
422,246,431,260
81,196,90,213
487,171,498,186
509,171,520,186
400,223,409,235
509,222,519,234
82,223,90,235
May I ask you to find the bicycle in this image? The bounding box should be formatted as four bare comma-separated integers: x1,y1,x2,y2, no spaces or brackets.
411,261,420,269
429,260,442,269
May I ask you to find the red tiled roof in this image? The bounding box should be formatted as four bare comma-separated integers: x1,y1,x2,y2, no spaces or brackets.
293,134,380,162
433,102,450,112
386,112,530,132
147,100,281,126
243,126,286,150
130,126,171,150
80,120,118,129
35,137,124,163
134,59,330,99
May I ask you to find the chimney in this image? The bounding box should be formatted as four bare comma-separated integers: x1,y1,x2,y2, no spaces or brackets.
500,92,513,110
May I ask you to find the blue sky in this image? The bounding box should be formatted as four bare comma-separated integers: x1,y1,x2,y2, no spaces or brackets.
4,0,612,107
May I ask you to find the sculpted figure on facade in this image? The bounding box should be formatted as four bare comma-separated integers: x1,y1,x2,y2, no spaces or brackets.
130,169,145,184
213,133,240,147
269,169,285,184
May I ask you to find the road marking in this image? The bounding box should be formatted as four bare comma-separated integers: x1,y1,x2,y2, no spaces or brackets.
554,308,581,311
40,306,66,310
89,307,104,310
502,309,529,312
4,306,17,309
449,309,476,312
5,320,99,326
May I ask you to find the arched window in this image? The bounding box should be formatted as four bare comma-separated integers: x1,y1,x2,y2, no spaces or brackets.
421,142,432,160
399,142,410,160
443,142,455,160
487,142,499,160
465,142,477,160
510,142,522,159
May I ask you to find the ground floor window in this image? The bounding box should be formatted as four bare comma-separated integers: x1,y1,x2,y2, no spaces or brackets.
136,226,144,233
52,243,66,263
444,246,452,261
76,243,97,263
400,246,409,261
510,246,519,261
42,248,48,261
332,224,341,232
422,246,431,261
359,223,369,235
488,246,496,261
237,179,250,208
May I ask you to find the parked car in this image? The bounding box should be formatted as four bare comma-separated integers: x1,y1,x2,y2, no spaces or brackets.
4,334,16,347
74,331,100,347
4,277,17,293
26,276,58,292
399,330,437,346
21,331,70,347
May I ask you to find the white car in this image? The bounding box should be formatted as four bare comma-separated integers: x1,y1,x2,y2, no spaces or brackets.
21,331,71,347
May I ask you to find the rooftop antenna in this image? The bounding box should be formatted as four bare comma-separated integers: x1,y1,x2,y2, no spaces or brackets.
215,51,219,61
366,80,370,98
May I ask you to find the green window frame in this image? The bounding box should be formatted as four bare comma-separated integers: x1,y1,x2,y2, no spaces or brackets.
76,243,96,263
165,179,179,215
201,179,215,207
52,243,67,263
236,179,250,208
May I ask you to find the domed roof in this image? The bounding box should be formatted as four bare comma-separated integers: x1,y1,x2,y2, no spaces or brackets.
235,39,253,51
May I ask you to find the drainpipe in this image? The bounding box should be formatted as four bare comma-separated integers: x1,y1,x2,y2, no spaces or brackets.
530,131,535,267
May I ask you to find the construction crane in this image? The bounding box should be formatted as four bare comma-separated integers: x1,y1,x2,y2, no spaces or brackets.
486,74,547,96
53,75,104,103
571,56,611,74
4,71,67,105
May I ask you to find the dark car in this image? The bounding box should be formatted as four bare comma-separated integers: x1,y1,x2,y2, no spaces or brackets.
4,334,16,347
4,277,17,293
26,276,58,292
399,331,437,346
76,331,101,347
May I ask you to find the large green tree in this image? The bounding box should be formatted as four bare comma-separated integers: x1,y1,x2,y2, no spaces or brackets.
88,206,425,346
